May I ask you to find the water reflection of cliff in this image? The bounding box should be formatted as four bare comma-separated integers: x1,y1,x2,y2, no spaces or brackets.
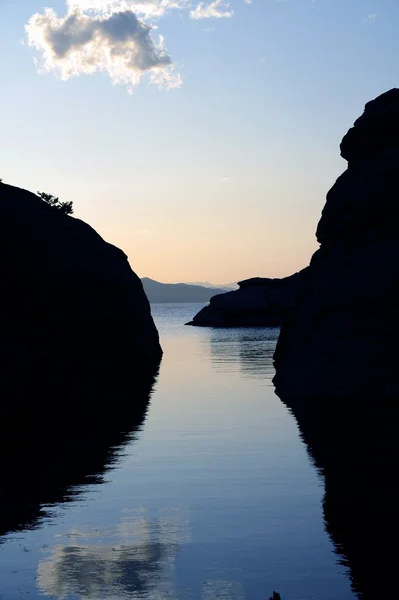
281,396,399,600
0,363,159,538
209,328,280,379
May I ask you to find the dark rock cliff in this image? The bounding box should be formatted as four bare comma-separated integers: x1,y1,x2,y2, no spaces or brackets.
274,89,399,400
0,183,162,393
187,270,307,327
273,90,399,598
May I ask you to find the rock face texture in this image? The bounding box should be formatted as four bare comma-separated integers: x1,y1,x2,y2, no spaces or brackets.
0,183,162,387
274,89,399,400
187,271,306,327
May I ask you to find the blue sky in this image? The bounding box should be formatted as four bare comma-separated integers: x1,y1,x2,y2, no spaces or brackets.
0,0,395,282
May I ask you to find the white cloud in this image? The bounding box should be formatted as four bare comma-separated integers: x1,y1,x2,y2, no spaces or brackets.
364,12,376,23
67,0,189,19
190,1,233,20
26,0,253,92
25,6,182,92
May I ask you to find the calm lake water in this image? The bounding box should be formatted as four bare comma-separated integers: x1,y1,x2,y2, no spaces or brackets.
0,303,356,600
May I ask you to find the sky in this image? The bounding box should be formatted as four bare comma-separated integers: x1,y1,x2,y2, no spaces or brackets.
0,0,396,283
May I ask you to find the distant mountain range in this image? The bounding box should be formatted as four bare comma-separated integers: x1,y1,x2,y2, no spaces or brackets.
141,278,233,303
185,281,239,290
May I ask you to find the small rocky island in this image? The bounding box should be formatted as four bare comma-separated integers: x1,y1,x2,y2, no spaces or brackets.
0,182,162,400
274,88,399,399
187,271,306,327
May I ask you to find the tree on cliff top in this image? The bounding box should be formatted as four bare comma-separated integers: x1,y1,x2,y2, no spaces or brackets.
37,191,74,216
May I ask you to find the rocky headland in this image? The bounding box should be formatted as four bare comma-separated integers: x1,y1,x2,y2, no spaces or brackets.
187,270,307,327
273,89,399,598
0,182,162,398
274,89,399,400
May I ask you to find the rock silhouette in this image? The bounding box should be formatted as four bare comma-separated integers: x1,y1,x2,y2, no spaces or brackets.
187,271,306,327
0,183,162,392
273,89,399,599
274,89,399,400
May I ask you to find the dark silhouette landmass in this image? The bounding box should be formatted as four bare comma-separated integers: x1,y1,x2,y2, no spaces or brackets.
274,88,399,400
0,183,162,385
0,183,166,595
273,89,399,599
141,277,231,303
187,271,306,327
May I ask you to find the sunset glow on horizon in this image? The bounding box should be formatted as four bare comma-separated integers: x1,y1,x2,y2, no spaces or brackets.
1,0,396,283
